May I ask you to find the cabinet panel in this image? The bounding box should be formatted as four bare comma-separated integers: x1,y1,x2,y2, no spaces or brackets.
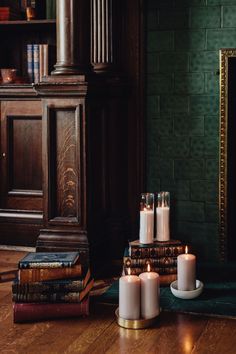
0,100,43,212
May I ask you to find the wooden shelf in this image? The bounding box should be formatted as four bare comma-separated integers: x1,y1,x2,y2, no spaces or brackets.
0,19,56,25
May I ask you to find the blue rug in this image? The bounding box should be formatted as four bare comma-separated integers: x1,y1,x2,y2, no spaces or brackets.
97,264,236,319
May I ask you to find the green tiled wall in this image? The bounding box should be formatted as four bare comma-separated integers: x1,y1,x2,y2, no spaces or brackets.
145,0,236,261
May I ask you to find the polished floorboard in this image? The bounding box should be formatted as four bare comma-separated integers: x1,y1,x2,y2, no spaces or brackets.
0,250,236,354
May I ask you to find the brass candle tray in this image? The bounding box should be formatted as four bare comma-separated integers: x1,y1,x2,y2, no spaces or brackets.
115,308,159,329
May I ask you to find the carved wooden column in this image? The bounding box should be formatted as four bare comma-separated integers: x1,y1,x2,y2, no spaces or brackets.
53,0,90,75
91,0,115,73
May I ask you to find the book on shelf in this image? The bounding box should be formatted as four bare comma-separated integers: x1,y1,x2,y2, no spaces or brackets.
19,251,80,269
33,44,39,83
13,296,90,323
46,0,56,19
27,43,49,83
12,278,94,303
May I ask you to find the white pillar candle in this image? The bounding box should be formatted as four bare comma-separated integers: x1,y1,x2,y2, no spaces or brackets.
177,247,196,291
119,271,141,320
139,209,154,244
156,206,170,241
139,266,160,319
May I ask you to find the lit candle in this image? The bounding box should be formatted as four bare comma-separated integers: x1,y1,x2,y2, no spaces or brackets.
156,191,170,241
119,268,141,320
177,246,196,291
139,264,160,319
139,193,154,244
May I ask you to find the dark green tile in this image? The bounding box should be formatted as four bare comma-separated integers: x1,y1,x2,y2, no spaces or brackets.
147,177,161,194
206,159,219,180
160,95,189,113
158,8,189,29
147,95,160,118
190,51,218,71
174,115,204,136
190,137,218,158
155,117,173,136
205,203,219,223
189,95,219,115
160,179,190,200
148,157,174,179
159,52,189,72
205,115,219,136
147,74,173,95
174,0,206,5
174,30,206,51
205,72,219,94
174,159,205,178
174,73,204,94
175,201,205,222
147,53,159,73
190,6,221,28
223,6,236,27
208,0,236,4
147,31,174,52
190,180,218,202
207,29,236,50
159,137,190,158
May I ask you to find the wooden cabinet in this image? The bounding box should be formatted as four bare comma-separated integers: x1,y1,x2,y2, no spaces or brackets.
0,1,145,267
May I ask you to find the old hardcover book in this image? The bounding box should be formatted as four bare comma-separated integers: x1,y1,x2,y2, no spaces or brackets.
13,268,91,294
18,251,80,269
159,273,177,286
18,263,82,284
13,278,94,303
13,296,89,323
123,266,177,276
123,256,177,268
129,245,186,259
129,239,182,247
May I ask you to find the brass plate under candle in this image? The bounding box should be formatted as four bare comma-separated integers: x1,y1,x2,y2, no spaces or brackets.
115,308,159,329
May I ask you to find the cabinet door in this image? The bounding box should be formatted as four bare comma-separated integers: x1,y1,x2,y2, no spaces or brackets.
0,101,43,215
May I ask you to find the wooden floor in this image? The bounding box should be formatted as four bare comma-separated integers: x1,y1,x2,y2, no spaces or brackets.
1,250,236,354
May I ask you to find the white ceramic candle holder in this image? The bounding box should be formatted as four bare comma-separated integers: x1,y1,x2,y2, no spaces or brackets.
170,279,204,300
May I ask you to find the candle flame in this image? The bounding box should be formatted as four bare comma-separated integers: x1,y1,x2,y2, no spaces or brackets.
185,245,188,254
147,263,151,272
127,267,131,275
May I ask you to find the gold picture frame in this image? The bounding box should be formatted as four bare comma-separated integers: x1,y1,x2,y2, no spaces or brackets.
219,48,236,261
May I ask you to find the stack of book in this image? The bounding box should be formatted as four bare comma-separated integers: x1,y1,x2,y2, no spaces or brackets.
0,7,20,20
12,252,94,323
27,44,48,83
123,239,188,285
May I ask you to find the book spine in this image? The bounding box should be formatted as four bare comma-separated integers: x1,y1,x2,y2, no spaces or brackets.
12,279,84,294
129,245,186,259
13,291,83,303
18,264,82,284
33,44,39,83
27,44,33,83
13,297,89,323
19,260,77,269
123,256,177,268
43,44,48,77
46,0,56,19
39,44,43,82
159,273,177,286
124,266,177,276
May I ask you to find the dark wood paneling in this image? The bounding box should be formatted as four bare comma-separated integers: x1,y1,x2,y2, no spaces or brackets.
43,100,86,228
9,116,42,191
0,101,43,212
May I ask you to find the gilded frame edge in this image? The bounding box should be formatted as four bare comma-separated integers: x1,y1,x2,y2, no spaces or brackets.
219,48,236,261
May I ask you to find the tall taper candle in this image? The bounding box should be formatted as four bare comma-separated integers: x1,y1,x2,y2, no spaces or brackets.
119,269,141,320
177,246,196,291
